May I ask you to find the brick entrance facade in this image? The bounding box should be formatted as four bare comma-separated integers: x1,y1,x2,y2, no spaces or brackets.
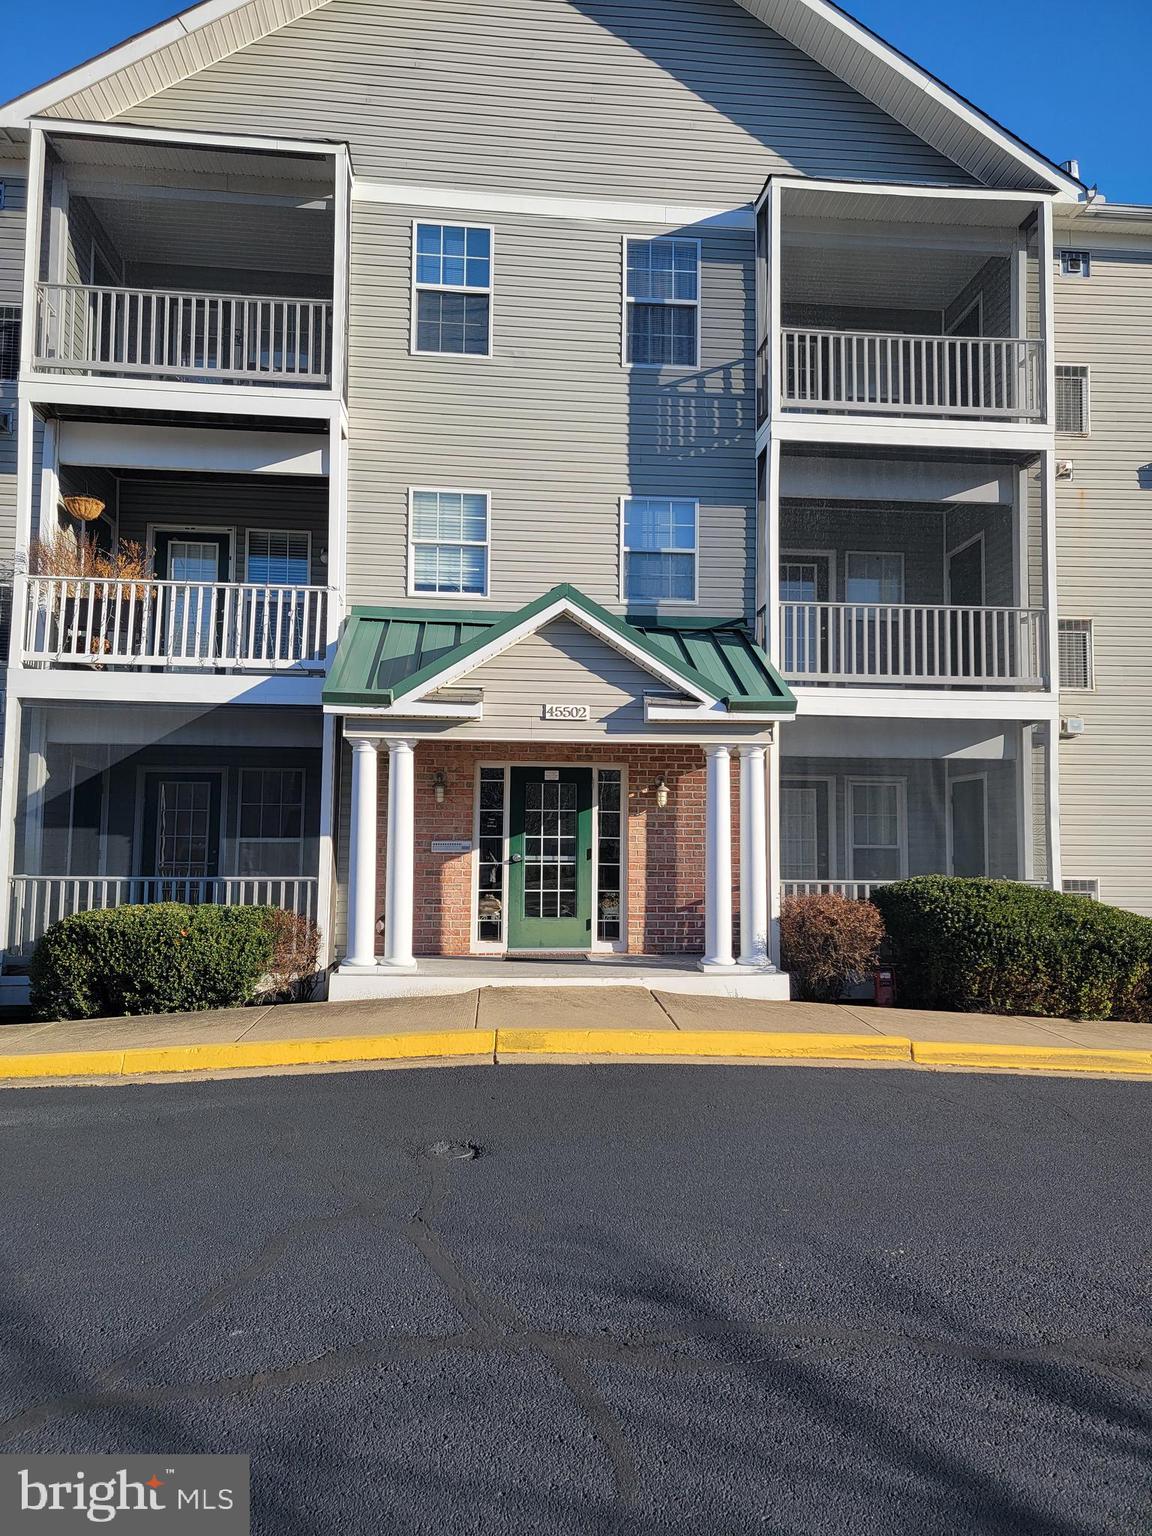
371,742,742,957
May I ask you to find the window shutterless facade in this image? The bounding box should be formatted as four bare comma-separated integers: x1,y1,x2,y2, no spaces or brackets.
409,488,490,597
624,237,700,367
412,222,492,356
620,497,698,604
847,778,907,882
237,768,305,877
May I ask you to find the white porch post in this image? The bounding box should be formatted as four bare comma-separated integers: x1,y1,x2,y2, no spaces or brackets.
345,737,379,967
383,737,418,969
738,744,769,967
701,744,734,969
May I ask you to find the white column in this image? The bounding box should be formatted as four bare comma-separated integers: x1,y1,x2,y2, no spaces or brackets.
383,737,418,969
345,737,379,967
701,744,734,969
738,744,769,967
767,730,783,969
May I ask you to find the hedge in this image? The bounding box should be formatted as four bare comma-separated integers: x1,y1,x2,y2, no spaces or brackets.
29,903,320,1022
870,877,1152,1021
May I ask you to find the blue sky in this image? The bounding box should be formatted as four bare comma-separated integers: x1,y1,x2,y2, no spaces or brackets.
2,0,1149,203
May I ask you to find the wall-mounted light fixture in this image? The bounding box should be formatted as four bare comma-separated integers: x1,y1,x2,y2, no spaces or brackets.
431,769,447,805
654,774,669,810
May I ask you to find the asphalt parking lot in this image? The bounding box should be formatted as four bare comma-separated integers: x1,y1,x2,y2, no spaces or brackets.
1,1061,1148,1534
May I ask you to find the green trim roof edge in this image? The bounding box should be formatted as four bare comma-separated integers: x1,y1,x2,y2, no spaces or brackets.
325,584,796,713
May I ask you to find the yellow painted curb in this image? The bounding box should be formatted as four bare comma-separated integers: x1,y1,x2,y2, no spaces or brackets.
0,1031,496,1081
496,1028,912,1061
0,1050,128,1079
911,1040,1152,1074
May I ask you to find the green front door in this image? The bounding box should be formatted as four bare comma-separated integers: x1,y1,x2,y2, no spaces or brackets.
507,767,593,950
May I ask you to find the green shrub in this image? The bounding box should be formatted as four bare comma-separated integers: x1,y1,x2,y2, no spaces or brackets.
29,903,321,1021
870,877,1152,1020
781,891,885,1003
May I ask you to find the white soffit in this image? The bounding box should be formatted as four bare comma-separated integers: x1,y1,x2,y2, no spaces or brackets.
739,0,1081,197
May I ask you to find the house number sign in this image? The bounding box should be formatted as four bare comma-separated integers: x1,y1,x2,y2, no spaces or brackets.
542,703,590,721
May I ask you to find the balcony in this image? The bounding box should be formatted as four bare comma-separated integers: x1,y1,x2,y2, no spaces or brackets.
34,283,332,387
777,330,1044,421
781,602,1047,689
8,875,319,959
21,576,332,674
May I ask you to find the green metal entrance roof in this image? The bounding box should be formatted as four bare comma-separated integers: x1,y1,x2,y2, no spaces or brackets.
324,585,794,715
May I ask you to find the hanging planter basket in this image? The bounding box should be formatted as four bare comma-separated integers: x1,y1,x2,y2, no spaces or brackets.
61,495,106,523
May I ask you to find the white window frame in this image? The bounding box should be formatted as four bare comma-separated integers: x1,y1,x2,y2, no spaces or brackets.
146,523,237,581
622,236,701,371
1054,363,1091,436
846,777,908,882
407,486,491,600
619,495,699,606
844,550,906,605
469,761,629,955
1057,617,1095,691
780,549,837,602
947,771,990,878
780,775,837,883
410,220,494,359
1059,249,1091,279
236,766,307,876
244,528,312,586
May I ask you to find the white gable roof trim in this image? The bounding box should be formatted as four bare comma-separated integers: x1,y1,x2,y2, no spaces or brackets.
0,0,333,128
0,0,1082,202
740,0,1082,199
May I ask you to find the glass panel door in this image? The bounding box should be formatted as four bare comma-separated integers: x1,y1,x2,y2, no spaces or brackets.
142,772,222,902
507,768,593,949
154,530,231,662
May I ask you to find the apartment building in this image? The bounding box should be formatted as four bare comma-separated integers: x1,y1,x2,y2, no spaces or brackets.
0,0,1144,1004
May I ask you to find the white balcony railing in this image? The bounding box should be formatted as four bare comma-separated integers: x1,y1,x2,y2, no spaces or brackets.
8,875,319,958
782,881,887,901
34,282,332,384
777,329,1044,420
21,576,332,673
780,602,1047,688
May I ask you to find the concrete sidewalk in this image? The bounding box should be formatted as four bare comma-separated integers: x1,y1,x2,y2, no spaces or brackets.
3,988,1152,1082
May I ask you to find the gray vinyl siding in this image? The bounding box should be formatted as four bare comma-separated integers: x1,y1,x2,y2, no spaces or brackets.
36,742,321,877
780,500,1018,607
780,755,1020,880
943,256,1012,337
0,173,26,305
419,618,666,740
114,475,328,584
347,202,753,617
113,0,972,202
1052,235,1152,913
942,503,1016,608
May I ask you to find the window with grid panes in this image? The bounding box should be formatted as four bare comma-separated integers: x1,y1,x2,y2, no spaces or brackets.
596,770,622,941
237,769,305,876
410,490,489,596
476,768,506,943
413,223,492,356
622,497,696,603
625,238,699,366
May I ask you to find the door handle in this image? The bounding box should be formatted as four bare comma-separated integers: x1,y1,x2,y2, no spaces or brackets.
509,853,523,863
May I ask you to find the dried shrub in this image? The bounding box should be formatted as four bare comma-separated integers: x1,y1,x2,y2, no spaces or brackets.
781,892,885,1003
256,908,323,1004
30,528,154,597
